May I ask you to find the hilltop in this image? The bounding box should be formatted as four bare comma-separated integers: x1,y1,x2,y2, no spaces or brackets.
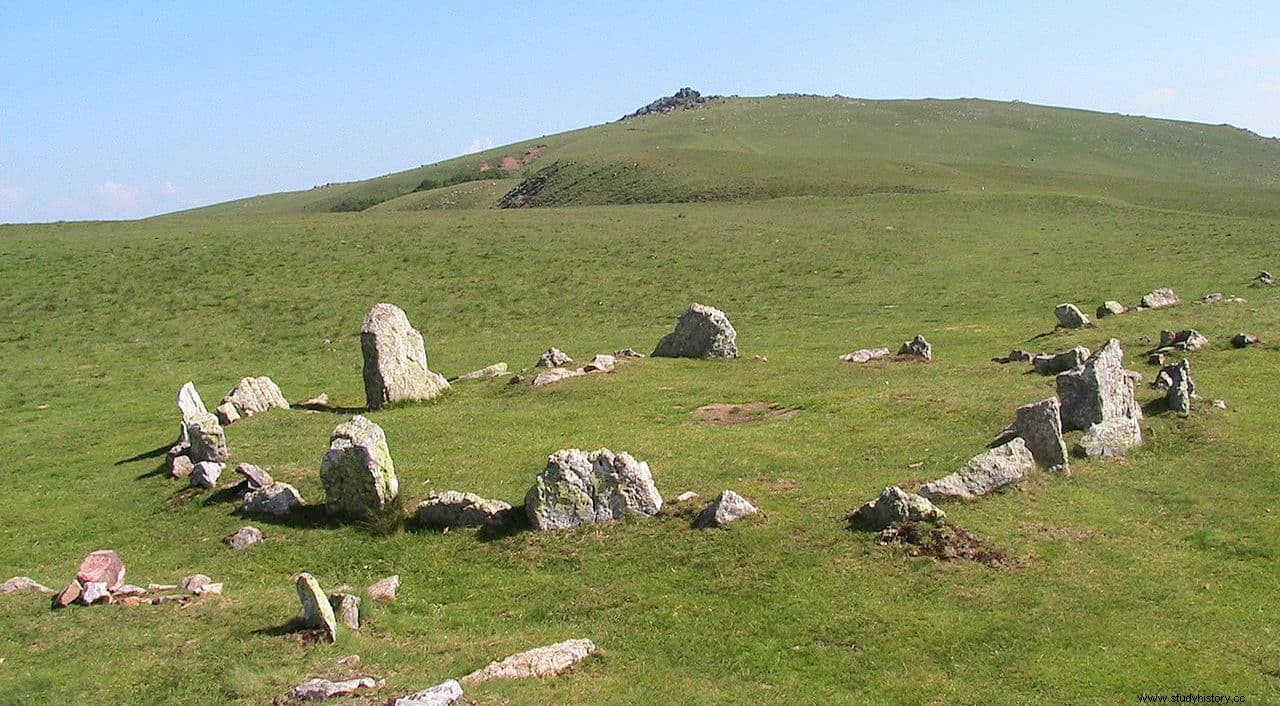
170,93,1280,219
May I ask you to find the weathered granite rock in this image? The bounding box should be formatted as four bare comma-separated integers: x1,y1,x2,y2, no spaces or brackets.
918,438,1035,501
1056,339,1144,434
1077,418,1145,458
416,491,512,527
215,402,241,425
1254,271,1275,287
361,302,450,409
851,486,946,530
1231,333,1260,348
1007,398,1069,475
525,448,663,531
298,393,330,408
841,347,892,363
52,580,81,608
320,416,398,518
1199,292,1224,305
1155,359,1195,415
1097,300,1127,318
177,381,208,420
992,349,1035,364
80,581,110,605
461,638,598,683
393,680,463,706
1,577,55,595
170,454,195,480
367,575,400,601
191,461,224,489
77,550,125,591
1054,303,1090,329
291,677,382,701
1033,346,1089,375
898,335,932,361
296,572,338,643
455,362,508,381
583,354,616,373
694,490,759,528
329,592,361,630
1141,288,1180,309
613,348,645,359
223,526,263,550
234,463,274,491
185,411,228,463
221,376,290,420
535,348,574,368
652,303,739,359
1160,329,1209,352
531,367,585,387
242,482,303,516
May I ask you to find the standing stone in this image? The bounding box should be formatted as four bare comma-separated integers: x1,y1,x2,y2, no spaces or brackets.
1140,288,1180,309
850,486,947,530
652,303,739,359
329,592,361,630
221,376,290,419
841,347,892,363
694,490,759,528
177,382,208,420
393,680,463,706
898,335,932,361
1009,398,1069,475
190,461,224,489
185,412,229,463
296,573,338,643
320,416,398,518
461,638,598,683
1057,339,1144,458
242,482,304,516
1155,359,1195,415
525,448,663,531
535,348,574,368
918,438,1035,501
1054,303,1090,329
76,550,125,591
1032,346,1089,375
1231,333,1260,348
223,526,263,550
361,302,450,410
416,491,512,527
1096,300,1127,318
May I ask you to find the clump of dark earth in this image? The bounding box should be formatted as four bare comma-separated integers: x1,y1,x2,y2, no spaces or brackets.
876,522,1018,569
620,87,718,120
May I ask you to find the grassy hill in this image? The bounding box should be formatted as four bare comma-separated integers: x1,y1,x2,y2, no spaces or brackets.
2,95,1279,704
174,95,1280,218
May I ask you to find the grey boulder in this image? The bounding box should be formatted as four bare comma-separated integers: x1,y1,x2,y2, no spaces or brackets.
1033,346,1089,375
416,491,512,527
223,526,263,550
1141,288,1180,309
850,486,945,530
361,302,449,410
295,572,338,643
918,438,1035,501
1056,339,1144,458
242,482,303,517
1054,303,1090,329
898,335,932,361
320,416,398,519
694,490,759,528
1096,300,1127,318
652,303,739,359
220,376,289,421
535,348,574,368
525,448,663,531
190,461,224,489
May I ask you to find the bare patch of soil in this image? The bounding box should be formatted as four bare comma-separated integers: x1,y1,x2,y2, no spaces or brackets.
690,402,801,426
877,522,1020,569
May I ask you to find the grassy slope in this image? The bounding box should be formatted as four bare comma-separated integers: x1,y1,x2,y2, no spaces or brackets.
172,96,1280,217
1,189,1278,704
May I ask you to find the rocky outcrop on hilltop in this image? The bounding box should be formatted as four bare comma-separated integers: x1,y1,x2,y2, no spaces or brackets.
620,88,718,121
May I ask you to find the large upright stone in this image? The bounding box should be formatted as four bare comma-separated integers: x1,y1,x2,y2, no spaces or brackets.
1010,398,1069,475
295,572,338,643
652,303,739,359
525,448,663,530
320,416,398,518
1155,359,1195,415
1056,339,1144,457
184,412,228,463
221,376,289,420
918,438,1035,501
1054,303,1090,329
361,303,450,410
177,382,208,420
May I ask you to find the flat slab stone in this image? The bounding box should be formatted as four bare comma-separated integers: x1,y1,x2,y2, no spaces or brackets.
919,438,1035,501
461,638,598,683
393,680,463,706
1033,347,1089,375
455,362,508,381
416,491,511,527
1,577,55,595
291,676,382,701
531,367,585,388
841,347,892,363
1141,287,1180,309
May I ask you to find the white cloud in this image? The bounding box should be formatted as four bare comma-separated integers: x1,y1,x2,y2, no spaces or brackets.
95,181,144,212
464,137,496,154
1134,87,1177,107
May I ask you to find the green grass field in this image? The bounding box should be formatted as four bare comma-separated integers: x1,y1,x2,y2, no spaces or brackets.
2,96,1279,704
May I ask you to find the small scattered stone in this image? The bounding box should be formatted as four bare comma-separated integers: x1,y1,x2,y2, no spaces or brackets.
224,526,264,550
77,550,126,591
215,401,241,425
694,490,759,528
582,354,616,373
1212,399,1228,409
531,367,585,388
992,349,1035,364
320,416,399,519
613,348,645,359
841,347,892,363
296,572,338,643
461,638,598,683
416,491,512,527
918,438,1035,501
675,491,699,503
1140,287,1180,309
361,302,450,409
181,574,212,593
898,335,932,361
367,575,400,602
525,448,663,531
393,680,463,706
652,303,740,359
455,362,508,381
1159,329,1209,352
221,376,290,420
1198,292,1224,304
851,486,946,531
1,577,54,595
1231,333,1260,348
242,482,304,516
234,463,274,491
190,461,224,489
291,677,382,701
1032,346,1089,375
1254,271,1275,287
329,593,361,630
535,348,574,368
1054,303,1090,329
1096,300,1127,318
170,454,195,479
299,393,330,408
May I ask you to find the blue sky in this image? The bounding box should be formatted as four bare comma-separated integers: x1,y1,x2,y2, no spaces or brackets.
2,2,1277,223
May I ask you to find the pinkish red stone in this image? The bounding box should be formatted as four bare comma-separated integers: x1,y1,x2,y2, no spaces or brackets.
76,550,125,591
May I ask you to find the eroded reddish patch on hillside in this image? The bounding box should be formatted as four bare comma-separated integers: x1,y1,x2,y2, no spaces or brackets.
479,144,548,172
689,402,801,426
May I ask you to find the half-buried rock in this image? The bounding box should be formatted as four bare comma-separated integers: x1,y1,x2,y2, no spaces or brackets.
694,490,759,528
652,303,739,359
1054,303,1090,329
295,572,338,643
898,335,932,361
416,491,512,527
242,482,304,517
219,376,289,422
1032,346,1089,375
321,416,398,519
851,486,946,531
918,438,1035,501
462,638,598,683
1004,398,1069,475
525,448,663,530
361,302,450,410
1140,287,1180,309
1056,338,1144,458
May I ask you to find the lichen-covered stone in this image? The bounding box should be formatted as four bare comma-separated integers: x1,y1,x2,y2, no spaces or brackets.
170,454,195,480
1056,339,1144,434
296,572,338,643
919,438,1035,500
525,448,662,531
652,303,739,359
320,416,398,519
367,575,400,601
177,382,208,420
898,335,932,361
416,491,511,527
1159,329,1209,352
1033,346,1089,375
190,461,224,489
841,347,892,363
221,376,290,419
185,411,229,463
393,680,463,706
242,482,303,516
1141,287,1180,309
535,348,573,368
1010,398,1069,475
1054,303,1090,328
1096,300,1127,318
361,302,449,409
329,592,361,629
851,486,946,530
694,490,759,528
223,526,263,550
461,638,598,683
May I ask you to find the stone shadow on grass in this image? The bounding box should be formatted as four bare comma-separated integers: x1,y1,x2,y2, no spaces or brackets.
236,504,348,531
115,442,171,467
